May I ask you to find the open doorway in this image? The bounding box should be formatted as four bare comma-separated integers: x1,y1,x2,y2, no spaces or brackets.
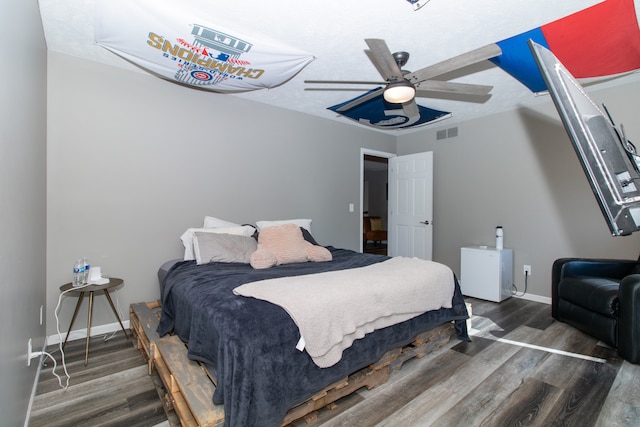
361,149,394,254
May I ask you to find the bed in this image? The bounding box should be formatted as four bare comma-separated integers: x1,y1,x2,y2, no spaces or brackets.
157,223,469,427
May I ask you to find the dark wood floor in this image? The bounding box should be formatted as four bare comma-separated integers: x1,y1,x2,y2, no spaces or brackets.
306,298,640,427
30,330,171,427
30,297,640,427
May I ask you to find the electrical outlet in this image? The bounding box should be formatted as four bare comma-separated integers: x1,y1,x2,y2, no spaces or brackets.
523,265,532,276
27,338,32,366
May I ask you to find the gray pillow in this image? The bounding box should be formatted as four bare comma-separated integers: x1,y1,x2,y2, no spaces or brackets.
193,232,258,265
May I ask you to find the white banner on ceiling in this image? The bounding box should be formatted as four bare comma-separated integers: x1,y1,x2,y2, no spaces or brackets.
94,0,315,92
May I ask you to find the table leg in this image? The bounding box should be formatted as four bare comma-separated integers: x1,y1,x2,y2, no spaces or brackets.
85,291,94,366
103,289,129,339
62,292,85,350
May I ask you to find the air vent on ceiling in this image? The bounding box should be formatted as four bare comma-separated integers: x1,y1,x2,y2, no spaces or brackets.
436,126,459,140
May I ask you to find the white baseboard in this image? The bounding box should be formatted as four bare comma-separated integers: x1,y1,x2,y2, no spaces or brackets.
44,294,549,347
512,292,551,305
47,319,131,346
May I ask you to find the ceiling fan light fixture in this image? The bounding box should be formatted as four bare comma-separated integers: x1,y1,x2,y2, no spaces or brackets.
383,79,416,103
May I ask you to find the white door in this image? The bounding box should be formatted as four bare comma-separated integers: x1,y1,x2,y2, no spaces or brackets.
388,151,433,259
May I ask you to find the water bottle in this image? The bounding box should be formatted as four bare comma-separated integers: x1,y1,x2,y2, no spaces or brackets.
496,226,504,250
82,257,90,283
73,259,85,287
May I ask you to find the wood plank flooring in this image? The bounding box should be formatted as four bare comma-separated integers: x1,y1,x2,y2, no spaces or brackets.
298,297,640,427
30,330,172,427
29,297,640,427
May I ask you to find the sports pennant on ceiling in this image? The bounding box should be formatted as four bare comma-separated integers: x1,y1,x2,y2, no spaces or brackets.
328,89,451,130
405,0,430,11
491,0,640,92
94,0,315,92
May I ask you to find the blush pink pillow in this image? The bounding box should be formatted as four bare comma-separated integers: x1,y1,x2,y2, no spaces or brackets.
250,223,332,269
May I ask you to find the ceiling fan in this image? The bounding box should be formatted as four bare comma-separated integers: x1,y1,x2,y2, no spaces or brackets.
305,39,502,115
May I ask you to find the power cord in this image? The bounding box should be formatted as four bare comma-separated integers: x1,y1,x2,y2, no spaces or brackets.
102,284,125,343
512,271,529,297
41,280,125,389
50,283,97,389
28,350,67,389
46,282,99,389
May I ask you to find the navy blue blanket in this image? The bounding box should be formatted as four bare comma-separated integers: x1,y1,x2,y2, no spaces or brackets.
157,247,469,427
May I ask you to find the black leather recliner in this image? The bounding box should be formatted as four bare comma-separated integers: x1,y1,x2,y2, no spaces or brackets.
552,258,640,363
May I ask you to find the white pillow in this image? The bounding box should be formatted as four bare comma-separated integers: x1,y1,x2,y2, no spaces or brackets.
256,219,312,232
203,216,240,228
181,225,255,260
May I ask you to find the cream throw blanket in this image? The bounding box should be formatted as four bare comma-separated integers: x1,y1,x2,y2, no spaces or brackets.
233,257,454,368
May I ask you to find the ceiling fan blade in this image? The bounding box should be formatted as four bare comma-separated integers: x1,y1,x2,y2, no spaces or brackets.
406,43,502,84
402,100,420,118
364,38,403,81
365,49,396,82
305,88,381,92
304,79,387,85
415,89,492,104
415,80,493,96
336,87,384,112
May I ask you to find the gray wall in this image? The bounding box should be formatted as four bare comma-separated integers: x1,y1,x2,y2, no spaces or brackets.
46,49,640,336
0,0,48,425
397,75,640,299
46,52,396,336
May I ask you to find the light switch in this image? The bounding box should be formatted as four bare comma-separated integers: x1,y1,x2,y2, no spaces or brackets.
349,203,354,212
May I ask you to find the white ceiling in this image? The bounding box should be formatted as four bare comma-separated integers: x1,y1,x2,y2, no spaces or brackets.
40,0,632,134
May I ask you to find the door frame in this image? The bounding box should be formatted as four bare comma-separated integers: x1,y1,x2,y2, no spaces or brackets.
360,148,395,253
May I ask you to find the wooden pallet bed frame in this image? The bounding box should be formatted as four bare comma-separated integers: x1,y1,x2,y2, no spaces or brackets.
130,301,458,427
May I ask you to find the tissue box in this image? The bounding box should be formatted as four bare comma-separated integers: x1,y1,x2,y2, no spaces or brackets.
88,267,109,285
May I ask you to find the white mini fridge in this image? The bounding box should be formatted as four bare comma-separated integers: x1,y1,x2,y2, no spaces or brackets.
460,246,513,302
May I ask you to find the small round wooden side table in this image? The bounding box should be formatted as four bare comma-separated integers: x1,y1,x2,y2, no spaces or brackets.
59,278,129,366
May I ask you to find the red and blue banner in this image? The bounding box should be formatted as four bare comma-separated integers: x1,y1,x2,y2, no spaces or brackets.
328,89,451,130
492,0,640,92
94,0,315,92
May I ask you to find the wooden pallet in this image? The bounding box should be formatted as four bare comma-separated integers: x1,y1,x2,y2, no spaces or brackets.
153,336,224,427
282,322,455,426
129,301,162,375
130,302,456,427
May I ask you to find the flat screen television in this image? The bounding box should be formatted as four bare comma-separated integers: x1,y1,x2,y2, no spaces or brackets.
529,40,640,236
